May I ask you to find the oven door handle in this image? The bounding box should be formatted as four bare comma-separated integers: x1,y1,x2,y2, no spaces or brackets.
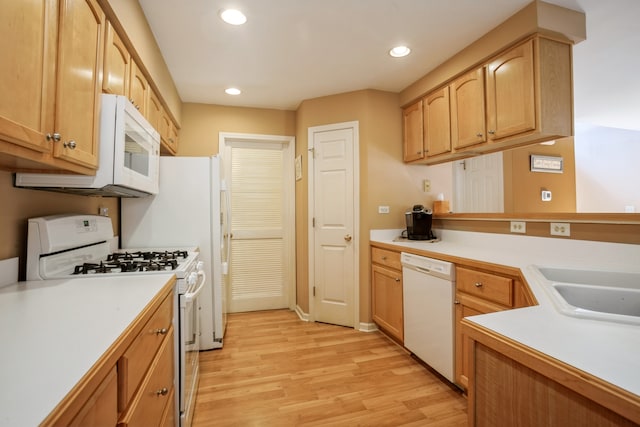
185,270,206,303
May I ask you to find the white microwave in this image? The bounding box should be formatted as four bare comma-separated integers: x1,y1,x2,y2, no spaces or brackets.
15,94,160,197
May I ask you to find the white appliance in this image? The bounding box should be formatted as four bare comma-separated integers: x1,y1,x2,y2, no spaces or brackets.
25,214,203,426
121,155,230,351
15,94,160,197
401,252,456,383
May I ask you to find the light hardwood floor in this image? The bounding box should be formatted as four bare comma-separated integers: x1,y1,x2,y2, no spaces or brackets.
192,310,467,426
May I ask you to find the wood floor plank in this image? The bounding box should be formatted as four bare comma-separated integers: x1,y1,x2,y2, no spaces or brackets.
193,309,467,426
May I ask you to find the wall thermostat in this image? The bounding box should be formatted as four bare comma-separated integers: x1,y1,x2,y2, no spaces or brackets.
541,190,552,201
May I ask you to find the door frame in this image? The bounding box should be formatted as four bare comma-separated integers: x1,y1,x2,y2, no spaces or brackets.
219,131,297,311
307,121,360,325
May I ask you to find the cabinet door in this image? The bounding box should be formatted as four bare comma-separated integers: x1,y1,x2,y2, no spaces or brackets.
103,21,130,96
0,0,56,152
129,60,148,116
371,264,403,342
451,67,487,149
402,100,424,162
147,90,162,132
69,367,118,427
159,109,178,155
54,0,104,169
455,301,482,388
486,39,536,141
423,87,451,157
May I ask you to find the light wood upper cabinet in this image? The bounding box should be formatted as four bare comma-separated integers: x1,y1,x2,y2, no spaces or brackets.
147,90,162,132
403,34,572,166
451,67,487,149
0,0,102,173
486,39,536,141
0,0,56,155
54,0,104,170
423,86,452,158
402,100,424,162
103,21,130,96
159,109,178,155
129,60,148,116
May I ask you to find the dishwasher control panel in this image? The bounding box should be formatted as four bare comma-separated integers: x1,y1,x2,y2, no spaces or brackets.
400,252,454,280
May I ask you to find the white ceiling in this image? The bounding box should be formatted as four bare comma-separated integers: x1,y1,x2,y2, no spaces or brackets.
139,0,640,130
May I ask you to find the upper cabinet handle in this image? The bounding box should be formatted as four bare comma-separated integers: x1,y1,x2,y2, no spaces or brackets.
46,133,61,142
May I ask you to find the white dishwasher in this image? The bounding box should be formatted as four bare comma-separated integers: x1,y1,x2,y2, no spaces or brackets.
401,252,455,383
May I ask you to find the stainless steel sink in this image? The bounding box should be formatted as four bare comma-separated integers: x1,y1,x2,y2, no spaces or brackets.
535,266,640,325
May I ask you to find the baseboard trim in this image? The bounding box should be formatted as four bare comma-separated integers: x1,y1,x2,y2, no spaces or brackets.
295,305,310,322
359,322,378,332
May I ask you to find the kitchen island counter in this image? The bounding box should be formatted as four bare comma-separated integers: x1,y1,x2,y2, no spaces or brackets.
370,229,640,400
0,273,175,426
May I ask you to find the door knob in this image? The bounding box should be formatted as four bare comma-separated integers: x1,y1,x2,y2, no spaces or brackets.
344,234,352,242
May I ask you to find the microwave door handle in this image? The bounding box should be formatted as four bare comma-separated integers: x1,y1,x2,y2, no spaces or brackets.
185,270,206,303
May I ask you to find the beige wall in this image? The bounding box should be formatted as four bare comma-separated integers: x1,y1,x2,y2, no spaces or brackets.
1,171,119,279
295,89,426,323
504,137,576,212
178,103,296,156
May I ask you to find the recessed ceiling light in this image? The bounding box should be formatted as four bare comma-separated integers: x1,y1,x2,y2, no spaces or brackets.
389,45,411,58
220,9,247,25
225,87,242,95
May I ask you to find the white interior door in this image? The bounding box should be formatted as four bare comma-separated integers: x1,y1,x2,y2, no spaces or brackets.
219,133,295,313
308,122,359,328
453,151,504,213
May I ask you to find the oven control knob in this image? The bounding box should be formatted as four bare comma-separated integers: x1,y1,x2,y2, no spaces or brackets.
187,272,198,286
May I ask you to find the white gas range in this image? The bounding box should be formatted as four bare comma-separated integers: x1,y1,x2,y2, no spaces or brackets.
26,214,202,427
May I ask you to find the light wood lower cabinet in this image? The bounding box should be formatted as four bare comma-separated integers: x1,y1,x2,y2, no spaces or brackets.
454,265,534,389
41,285,175,426
69,367,118,427
371,246,403,343
464,326,640,426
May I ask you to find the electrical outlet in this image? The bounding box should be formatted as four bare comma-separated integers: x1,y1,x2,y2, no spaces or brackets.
510,221,526,233
378,205,390,214
550,222,570,237
423,179,431,192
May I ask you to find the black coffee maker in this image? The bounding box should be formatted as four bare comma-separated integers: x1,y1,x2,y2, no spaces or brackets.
404,205,435,240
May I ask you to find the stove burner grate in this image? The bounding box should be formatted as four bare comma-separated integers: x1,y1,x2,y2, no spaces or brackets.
72,256,183,275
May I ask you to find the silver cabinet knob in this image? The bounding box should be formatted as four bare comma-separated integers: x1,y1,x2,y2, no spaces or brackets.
155,328,168,335
63,140,76,149
46,133,61,142
488,130,496,135
476,133,483,138
475,282,483,288
156,387,169,396
394,277,400,282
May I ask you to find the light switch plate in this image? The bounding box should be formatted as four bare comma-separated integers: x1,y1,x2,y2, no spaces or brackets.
550,222,570,237
423,179,431,192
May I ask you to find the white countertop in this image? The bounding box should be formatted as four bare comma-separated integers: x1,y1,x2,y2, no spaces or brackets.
371,228,640,397
0,274,174,427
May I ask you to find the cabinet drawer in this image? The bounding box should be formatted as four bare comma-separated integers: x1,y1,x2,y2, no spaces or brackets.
119,329,174,427
118,293,173,408
456,267,513,307
371,247,402,270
